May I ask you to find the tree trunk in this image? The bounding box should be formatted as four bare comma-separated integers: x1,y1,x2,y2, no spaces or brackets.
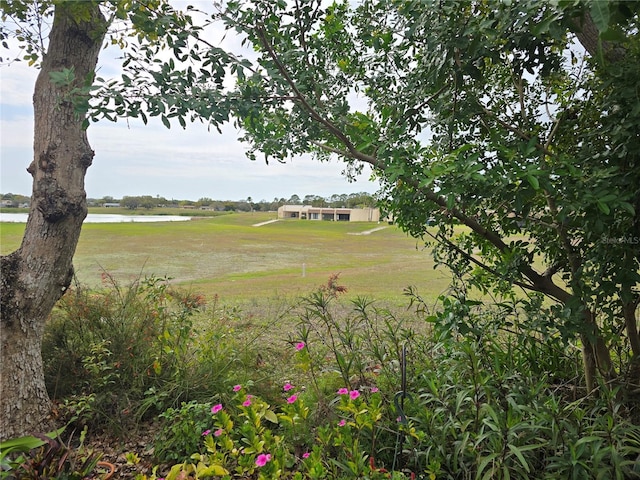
0,3,106,441
579,308,615,393
623,300,640,357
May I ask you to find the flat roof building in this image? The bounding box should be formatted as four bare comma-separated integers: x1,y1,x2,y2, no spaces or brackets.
277,205,381,222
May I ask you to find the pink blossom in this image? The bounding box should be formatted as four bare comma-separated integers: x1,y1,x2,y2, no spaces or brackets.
233,384,242,392
283,383,294,391
295,342,306,350
243,398,252,407
302,452,310,459
337,388,349,395
202,429,211,436
287,395,297,404
255,453,272,467
338,419,346,427
211,404,223,414
371,387,379,393
214,429,223,437
349,390,360,400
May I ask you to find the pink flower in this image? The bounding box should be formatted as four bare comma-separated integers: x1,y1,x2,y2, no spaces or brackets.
287,394,297,404
349,390,360,400
233,384,242,392
337,388,349,395
214,429,223,437
338,419,346,427
295,342,306,350
211,404,223,414
371,387,379,393
202,429,211,436
243,398,252,407
255,453,272,467
283,383,294,391
302,452,310,459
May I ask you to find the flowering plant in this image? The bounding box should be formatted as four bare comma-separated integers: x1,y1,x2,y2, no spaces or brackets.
152,381,403,479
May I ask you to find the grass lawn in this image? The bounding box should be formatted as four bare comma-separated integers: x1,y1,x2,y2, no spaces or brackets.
1,212,454,305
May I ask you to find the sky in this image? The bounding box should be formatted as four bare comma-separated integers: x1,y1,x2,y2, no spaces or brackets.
0,3,379,202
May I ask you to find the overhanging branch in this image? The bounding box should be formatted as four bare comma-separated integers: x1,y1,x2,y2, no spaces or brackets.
254,23,573,305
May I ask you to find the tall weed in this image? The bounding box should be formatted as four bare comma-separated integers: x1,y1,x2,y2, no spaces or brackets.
42,274,262,434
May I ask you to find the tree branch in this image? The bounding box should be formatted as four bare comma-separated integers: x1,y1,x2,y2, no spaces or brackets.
427,231,538,293
254,22,573,305
254,24,380,168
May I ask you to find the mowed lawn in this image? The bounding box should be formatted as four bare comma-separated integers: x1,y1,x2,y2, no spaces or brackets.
1,212,453,304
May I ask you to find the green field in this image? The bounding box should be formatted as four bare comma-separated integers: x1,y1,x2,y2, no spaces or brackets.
1,212,453,305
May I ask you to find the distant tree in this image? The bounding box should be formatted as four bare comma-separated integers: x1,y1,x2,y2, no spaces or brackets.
311,196,328,207
139,195,156,209
197,197,213,207
345,192,375,209
329,194,346,207
288,194,301,205
121,196,140,210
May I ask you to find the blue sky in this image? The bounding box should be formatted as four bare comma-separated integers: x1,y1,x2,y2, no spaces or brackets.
0,4,379,202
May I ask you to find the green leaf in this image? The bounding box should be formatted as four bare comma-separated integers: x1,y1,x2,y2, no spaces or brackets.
198,464,229,476
590,1,610,34
0,425,66,460
526,174,539,190
263,409,278,424
507,444,530,473
161,115,171,129
596,200,610,215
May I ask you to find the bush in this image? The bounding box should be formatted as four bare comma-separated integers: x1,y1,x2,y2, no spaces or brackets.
42,274,262,434
41,274,640,479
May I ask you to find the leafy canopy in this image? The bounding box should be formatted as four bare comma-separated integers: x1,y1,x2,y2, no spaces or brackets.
215,0,640,372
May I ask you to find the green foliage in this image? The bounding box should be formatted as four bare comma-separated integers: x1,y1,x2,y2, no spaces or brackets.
217,0,640,390
138,280,640,479
0,427,106,480
148,384,402,480
0,426,66,476
42,274,258,435
155,401,214,463
37,275,640,479
399,336,640,479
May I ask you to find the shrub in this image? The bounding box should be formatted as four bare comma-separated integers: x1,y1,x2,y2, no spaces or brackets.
42,274,261,434
146,382,404,480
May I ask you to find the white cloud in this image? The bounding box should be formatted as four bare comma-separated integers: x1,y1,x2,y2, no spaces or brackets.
0,2,380,201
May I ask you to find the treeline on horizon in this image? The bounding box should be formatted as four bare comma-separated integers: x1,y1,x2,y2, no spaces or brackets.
0,191,377,212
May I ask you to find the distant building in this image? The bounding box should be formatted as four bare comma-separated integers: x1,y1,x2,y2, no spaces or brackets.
277,205,381,222
103,202,121,208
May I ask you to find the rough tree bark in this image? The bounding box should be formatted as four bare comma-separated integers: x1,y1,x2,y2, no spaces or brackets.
0,3,106,440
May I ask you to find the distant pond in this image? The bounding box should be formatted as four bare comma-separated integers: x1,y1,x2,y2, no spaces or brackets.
0,213,193,223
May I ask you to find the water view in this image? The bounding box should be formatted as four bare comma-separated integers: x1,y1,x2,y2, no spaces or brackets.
0,213,193,223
